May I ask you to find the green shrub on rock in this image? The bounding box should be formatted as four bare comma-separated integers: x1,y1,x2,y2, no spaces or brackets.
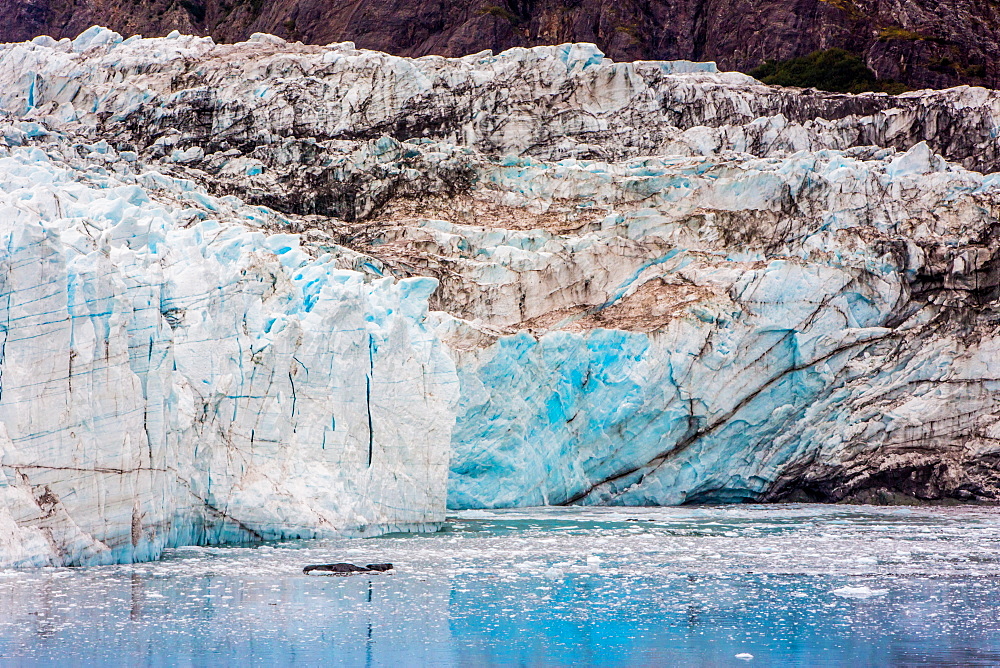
749,48,907,94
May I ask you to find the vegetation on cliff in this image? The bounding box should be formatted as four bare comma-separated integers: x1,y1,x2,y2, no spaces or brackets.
749,49,908,94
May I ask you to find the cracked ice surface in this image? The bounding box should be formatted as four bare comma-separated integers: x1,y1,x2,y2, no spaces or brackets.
0,126,458,567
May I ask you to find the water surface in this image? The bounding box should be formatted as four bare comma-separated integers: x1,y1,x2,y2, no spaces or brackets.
2,505,999,666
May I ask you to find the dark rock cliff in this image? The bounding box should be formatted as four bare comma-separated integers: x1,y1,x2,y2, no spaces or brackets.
1,0,997,91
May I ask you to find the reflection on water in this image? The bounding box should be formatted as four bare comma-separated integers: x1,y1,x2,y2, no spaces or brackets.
1,505,999,666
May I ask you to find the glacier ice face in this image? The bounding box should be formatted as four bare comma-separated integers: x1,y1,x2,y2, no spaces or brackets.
0,124,457,567
2,28,1000,565
438,146,1000,508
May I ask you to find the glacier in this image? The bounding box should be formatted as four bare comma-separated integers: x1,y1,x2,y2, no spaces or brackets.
0,122,457,567
1,27,1000,566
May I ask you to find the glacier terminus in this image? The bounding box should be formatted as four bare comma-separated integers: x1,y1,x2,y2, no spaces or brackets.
1,27,1000,567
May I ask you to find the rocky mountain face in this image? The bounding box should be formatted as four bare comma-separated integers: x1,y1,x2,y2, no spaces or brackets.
2,28,1000,565
0,0,998,91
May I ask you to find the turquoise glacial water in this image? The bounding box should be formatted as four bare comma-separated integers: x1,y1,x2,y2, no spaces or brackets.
1,505,999,666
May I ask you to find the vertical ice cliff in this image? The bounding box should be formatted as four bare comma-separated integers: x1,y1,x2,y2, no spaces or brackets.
0,123,456,567
2,28,1000,565
437,146,1000,508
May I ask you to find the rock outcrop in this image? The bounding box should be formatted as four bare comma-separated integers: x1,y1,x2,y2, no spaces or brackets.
1,29,1000,565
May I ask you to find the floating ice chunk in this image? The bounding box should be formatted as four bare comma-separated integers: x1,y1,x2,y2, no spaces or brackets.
586,555,602,570
735,654,754,661
514,561,543,572
831,586,889,599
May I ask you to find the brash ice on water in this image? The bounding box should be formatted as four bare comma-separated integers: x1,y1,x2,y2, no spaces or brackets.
2,506,1000,666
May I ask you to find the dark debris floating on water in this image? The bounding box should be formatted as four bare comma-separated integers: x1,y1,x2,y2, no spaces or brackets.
302,563,394,575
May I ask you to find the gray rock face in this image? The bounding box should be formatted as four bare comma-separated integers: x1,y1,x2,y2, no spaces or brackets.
0,0,997,91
